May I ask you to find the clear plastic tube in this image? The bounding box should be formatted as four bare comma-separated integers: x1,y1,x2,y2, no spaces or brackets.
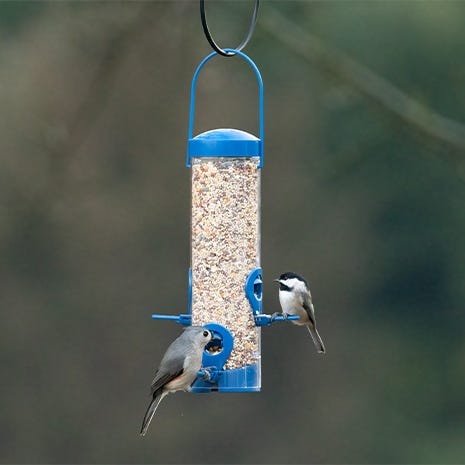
191,157,261,373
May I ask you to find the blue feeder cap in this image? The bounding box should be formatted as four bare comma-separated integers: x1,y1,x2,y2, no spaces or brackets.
187,129,263,168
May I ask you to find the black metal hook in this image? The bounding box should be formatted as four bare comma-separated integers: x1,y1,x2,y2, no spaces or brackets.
200,0,259,57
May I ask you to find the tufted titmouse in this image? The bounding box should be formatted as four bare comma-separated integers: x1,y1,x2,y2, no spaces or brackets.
140,326,212,436
274,272,326,354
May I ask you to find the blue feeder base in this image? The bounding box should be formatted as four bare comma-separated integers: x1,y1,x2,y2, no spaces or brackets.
192,363,261,393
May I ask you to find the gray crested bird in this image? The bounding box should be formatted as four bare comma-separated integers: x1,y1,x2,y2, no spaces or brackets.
274,272,326,354
140,326,212,436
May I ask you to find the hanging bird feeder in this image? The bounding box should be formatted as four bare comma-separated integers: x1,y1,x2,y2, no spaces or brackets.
151,0,297,393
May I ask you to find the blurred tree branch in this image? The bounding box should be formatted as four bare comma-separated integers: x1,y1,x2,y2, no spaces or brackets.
260,7,465,162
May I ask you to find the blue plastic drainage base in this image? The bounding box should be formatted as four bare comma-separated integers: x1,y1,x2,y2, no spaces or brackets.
192,363,261,393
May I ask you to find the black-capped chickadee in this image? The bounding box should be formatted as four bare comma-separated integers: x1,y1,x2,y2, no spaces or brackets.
140,326,212,436
274,272,326,354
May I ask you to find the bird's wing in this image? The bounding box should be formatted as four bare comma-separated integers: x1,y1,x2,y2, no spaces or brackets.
150,368,183,396
302,294,316,326
149,330,195,395
150,347,185,395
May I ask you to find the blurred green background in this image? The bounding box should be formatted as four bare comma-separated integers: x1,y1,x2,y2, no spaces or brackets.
1,1,465,463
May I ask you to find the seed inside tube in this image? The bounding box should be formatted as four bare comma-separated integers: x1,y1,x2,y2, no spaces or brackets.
191,157,260,370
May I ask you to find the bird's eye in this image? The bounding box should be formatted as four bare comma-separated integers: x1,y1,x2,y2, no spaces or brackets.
203,330,209,338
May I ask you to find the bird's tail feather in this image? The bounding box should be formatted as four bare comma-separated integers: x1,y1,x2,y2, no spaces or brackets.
306,325,326,354
140,392,165,436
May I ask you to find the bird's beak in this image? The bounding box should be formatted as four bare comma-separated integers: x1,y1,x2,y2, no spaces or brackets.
273,278,281,284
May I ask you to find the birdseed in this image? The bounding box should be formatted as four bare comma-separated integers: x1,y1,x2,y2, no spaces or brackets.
191,157,261,370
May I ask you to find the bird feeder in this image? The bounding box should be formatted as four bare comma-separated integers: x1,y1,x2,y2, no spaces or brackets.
152,50,295,393
188,50,263,392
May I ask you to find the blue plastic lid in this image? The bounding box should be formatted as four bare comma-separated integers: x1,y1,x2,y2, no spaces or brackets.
187,128,262,167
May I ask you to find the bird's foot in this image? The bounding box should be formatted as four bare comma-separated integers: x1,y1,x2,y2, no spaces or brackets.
198,366,220,383
270,312,287,322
